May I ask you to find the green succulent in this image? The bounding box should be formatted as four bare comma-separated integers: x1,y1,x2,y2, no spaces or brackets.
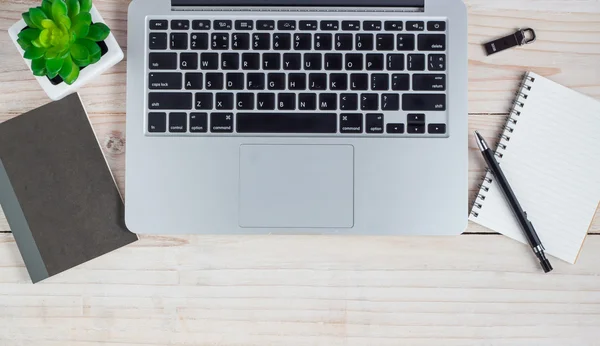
17,0,110,85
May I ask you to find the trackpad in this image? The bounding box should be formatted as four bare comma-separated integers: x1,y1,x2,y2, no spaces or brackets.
239,145,354,228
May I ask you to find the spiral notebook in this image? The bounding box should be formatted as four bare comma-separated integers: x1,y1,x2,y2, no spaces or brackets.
469,72,600,264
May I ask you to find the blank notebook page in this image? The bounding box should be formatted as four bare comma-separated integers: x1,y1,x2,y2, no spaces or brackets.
469,72,600,264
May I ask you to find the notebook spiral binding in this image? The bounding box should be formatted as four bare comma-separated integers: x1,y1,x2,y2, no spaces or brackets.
471,74,536,218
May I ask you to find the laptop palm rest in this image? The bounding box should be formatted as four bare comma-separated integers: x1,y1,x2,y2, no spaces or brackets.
239,144,354,229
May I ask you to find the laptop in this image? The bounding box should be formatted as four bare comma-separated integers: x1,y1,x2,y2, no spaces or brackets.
125,0,468,235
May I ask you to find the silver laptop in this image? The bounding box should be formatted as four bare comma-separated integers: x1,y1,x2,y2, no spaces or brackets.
125,0,468,235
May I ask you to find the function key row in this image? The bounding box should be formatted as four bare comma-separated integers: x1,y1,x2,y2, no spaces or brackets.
150,32,446,52
149,19,447,32
148,112,446,135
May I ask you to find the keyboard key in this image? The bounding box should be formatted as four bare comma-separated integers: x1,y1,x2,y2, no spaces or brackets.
242,53,260,70
257,20,275,30
190,33,209,50
253,33,270,50
335,34,353,51
376,34,395,51
226,73,244,90
267,73,285,90
319,93,337,110
294,34,312,50
408,54,426,71
195,93,213,109
221,53,239,70
214,20,232,30
299,20,318,30
200,53,219,69
288,73,306,90
278,20,296,30
364,21,382,31
150,20,168,30
171,20,189,30
232,33,250,50
185,73,203,90
366,54,384,70
429,54,446,71
257,93,276,109
381,94,400,110
325,53,343,70
427,21,446,31
205,73,224,89
407,124,425,134
170,33,188,50
263,53,281,70
366,114,384,134
407,114,425,124
211,33,229,49
397,34,415,51
387,123,405,134
315,34,333,50
283,53,302,70
169,112,187,133
340,94,358,110
237,93,254,110
392,74,410,90
189,113,208,133
402,94,446,111
371,74,389,91
298,94,317,110
356,34,374,50
273,33,292,50
247,73,265,90
180,52,198,70
418,34,446,51
413,74,446,91
235,20,254,30
278,93,296,110
215,93,234,110
330,73,347,90
192,20,211,30
342,21,360,31
148,92,192,110
350,73,368,90
149,72,182,90
211,113,234,133
361,94,378,111
304,53,322,70
385,21,403,31
340,114,363,134
345,54,363,70
148,112,166,132
428,123,447,134
321,21,339,31
237,113,337,133
149,33,167,50
387,54,404,70
309,73,327,90
407,21,425,31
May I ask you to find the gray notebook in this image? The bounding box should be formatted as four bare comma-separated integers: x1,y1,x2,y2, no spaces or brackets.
0,94,137,283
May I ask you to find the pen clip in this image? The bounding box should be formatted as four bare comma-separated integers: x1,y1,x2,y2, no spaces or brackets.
523,211,543,248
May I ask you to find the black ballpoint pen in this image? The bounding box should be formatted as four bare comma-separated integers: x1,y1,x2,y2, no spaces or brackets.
474,131,553,273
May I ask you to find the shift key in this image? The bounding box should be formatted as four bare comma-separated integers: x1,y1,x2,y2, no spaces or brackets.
149,92,192,110
402,94,446,111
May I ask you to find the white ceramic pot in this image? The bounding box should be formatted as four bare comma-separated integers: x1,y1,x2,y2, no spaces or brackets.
8,5,124,101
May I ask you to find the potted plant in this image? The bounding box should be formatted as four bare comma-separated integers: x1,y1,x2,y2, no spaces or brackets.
8,0,123,101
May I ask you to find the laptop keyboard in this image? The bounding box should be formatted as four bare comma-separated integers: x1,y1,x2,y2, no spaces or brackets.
146,17,448,136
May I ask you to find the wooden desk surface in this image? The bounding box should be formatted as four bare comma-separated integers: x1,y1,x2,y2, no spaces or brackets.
1,0,600,344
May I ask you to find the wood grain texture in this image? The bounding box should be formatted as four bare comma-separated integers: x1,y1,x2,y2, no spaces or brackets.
1,233,600,345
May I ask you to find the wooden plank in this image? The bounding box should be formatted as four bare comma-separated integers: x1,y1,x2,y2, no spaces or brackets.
1,233,600,345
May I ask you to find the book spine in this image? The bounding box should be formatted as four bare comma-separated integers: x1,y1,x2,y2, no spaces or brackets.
471,73,537,218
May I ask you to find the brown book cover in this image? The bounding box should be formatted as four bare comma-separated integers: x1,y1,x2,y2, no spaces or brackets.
0,93,137,283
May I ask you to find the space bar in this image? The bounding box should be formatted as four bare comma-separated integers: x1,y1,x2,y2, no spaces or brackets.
237,113,337,133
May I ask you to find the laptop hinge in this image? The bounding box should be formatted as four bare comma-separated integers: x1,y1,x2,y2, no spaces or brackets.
171,0,425,8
